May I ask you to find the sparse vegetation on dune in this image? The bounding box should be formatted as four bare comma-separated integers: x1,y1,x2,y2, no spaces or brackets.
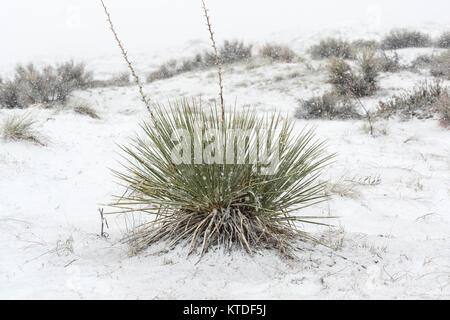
381,29,432,50
0,61,92,109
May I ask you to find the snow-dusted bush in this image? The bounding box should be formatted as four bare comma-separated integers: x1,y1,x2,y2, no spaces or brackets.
90,72,131,88
102,0,333,258
147,41,252,83
410,54,434,70
328,58,377,98
381,29,431,50
219,40,253,64
295,92,361,120
147,60,178,83
430,50,450,80
376,51,401,72
0,61,92,109
358,48,379,94
432,92,450,127
1,113,44,145
259,43,297,62
309,38,355,60
377,80,448,119
407,51,450,80
436,32,450,48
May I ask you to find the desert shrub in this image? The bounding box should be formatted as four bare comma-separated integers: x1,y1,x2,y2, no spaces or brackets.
0,79,24,109
1,113,44,145
432,92,450,126
111,101,334,256
408,51,450,79
259,43,297,62
147,41,252,83
147,60,178,83
0,61,92,109
328,58,355,95
351,39,379,50
89,72,131,88
295,92,361,120
436,32,450,48
381,29,432,50
410,54,434,69
309,38,354,60
219,40,253,64
376,51,401,72
358,49,379,94
377,80,448,119
429,50,450,80
328,58,376,97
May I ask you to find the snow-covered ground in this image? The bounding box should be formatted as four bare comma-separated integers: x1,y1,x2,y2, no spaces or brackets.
1,1,450,300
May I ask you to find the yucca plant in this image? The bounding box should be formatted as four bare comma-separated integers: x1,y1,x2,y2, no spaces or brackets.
111,101,334,256
101,0,335,257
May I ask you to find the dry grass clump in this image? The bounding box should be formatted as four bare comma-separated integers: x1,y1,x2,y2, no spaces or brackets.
259,43,297,62
309,38,355,60
1,113,45,145
147,40,252,83
147,60,179,83
436,32,450,48
295,92,361,120
0,61,92,109
72,104,100,119
377,80,448,119
381,29,432,50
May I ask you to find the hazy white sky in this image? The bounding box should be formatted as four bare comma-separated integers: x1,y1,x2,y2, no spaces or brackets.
0,0,449,67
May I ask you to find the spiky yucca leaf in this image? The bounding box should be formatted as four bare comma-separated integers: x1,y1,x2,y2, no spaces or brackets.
111,100,334,256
